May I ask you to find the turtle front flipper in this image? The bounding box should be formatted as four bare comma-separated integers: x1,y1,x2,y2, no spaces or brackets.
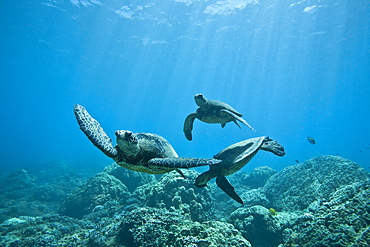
183,113,197,141
220,109,256,132
216,175,243,204
74,104,118,158
148,157,221,169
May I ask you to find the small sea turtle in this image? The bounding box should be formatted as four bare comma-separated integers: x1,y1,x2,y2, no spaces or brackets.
194,136,285,204
183,94,256,141
74,104,221,176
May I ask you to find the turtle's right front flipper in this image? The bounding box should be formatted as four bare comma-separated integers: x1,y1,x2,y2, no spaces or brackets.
183,113,197,141
74,104,118,158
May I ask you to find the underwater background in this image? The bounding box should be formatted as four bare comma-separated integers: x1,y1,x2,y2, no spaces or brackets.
1,0,369,172
1,0,370,246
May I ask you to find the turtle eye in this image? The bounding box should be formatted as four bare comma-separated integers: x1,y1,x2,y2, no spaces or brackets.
130,136,137,142
123,131,133,139
115,130,125,137
126,132,137,143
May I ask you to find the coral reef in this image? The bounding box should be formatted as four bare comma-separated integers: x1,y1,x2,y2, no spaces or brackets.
282,180,370,246
264,155,369,211
0,164,87,223
60,173,130,219
103,163,156,193
229,205,302,247
142,170,213,222
1,155,369,246
228,156,370,247
0,207,251,247
119,207,251,247
247,166,277,188
0,214,93,247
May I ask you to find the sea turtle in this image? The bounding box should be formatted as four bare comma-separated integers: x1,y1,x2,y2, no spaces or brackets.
194,136,285,204
183,93,256,141
74,104,221,176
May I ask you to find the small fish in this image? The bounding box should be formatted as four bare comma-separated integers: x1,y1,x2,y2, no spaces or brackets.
295,160,299,163
269,208,278,216
307,136,316,144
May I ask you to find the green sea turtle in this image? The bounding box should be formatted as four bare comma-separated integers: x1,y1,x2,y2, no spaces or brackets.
74,104,221,176
183,94,256,141
194,136,285,204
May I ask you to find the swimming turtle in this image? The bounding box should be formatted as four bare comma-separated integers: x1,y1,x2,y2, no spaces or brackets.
194,136,285,204
74,104,221,176
183,94,256,141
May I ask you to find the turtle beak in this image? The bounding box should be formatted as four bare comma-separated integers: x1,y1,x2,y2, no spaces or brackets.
194,94,206,106
274,145,286,156
194,93,204,101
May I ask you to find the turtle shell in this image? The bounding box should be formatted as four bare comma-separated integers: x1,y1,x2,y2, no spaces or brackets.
114,132,178,174
134,133,177,160
211,136,265,177
205,99,242,117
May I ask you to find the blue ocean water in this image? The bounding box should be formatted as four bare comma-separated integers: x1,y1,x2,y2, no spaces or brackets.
1,0,369,172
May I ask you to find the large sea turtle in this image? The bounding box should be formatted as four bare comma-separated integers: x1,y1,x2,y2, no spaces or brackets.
74,104,221,176
183,94,256,141
194,136,285,204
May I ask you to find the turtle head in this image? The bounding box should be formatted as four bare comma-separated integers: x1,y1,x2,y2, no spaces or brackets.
260,137,286,157
115,130,140,157
194,93,208,107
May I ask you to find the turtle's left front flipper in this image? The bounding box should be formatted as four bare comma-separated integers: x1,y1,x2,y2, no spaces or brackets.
216,175,243,204
148,157,221,168
74,104,118,158
221,109,256,132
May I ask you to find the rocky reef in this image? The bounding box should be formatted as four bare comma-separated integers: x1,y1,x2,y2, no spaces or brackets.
226,156,370,247
0,155,369,246
141,170,213,222
264,155,369,211
118,207,250,247
59,172,131,219
282,180,370,246
0,162,94,224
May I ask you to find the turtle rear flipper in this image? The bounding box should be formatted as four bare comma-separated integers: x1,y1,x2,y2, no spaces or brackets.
216,175,243,204
148,157,221,169
175,169,187,179
220,109,256,132
233,120,241,128
74,104,118,158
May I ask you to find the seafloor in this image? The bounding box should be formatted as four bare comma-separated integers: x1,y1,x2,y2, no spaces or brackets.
0,155,369,247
